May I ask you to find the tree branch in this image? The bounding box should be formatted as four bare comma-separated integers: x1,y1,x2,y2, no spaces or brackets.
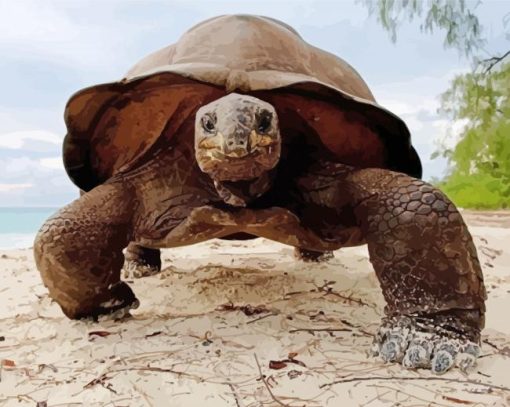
319,375,510,392
481,49,510,73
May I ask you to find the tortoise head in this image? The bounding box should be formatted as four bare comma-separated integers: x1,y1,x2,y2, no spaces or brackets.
194,93,281,183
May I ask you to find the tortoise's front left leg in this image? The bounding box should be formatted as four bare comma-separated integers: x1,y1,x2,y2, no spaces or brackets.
340,167,486,374
34,180,139,320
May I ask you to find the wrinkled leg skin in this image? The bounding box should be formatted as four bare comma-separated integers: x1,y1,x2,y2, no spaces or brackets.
345,168,486,374
34,181,139,320
123,243,162,278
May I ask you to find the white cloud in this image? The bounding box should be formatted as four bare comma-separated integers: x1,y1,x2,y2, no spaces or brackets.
432,117,470,149
1,157,52,178
0,183,33,192
0,124,71,206
379,100,438,117
40,157,64,170
0,130,62,150
366,70,474,181
372,70,464,116
0,107,65,136
0,2,72,42
0,1,134,73
0,156,75,207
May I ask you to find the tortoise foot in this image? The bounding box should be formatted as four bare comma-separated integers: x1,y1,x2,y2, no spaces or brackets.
123,260,161,279
294,248,334,262
97,297,140,321
123,245,161,279
372,315,481,374
76,281,139,321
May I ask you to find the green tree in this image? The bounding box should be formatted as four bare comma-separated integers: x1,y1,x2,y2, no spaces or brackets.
437,62,510,208
360,0,510,208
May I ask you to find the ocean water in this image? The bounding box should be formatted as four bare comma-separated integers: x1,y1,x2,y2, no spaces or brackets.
0,207,58,249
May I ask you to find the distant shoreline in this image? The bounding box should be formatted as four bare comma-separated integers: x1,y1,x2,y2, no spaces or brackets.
0,233,35,250
0,206,59,209
0,209,508,250
0,208,57,247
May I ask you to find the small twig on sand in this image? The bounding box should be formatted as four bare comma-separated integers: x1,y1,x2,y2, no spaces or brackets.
84,374,117,394
370,384,453,407
482,338,510,356
477,371,491,378
254,353,291,407
285,283,375,308
323,290,373,307
247,312,278,324
314,281,375,308
82,363,257,395
228,383,242,407
101,398,132,407
319,375,510,393
289,328,352,334
132,382,153,406
442,394,477,405
83,365,201,392
339,319,355,327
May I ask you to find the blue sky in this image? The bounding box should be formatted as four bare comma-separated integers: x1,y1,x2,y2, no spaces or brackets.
0,0,508,207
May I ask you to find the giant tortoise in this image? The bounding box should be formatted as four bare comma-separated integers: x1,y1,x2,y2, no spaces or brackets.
34,14,486,374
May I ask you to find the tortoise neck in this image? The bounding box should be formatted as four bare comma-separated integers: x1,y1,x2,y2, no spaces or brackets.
212,171,275,207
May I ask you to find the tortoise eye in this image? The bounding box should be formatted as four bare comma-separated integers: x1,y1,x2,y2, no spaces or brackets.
201,114,216,133
257,112,272,133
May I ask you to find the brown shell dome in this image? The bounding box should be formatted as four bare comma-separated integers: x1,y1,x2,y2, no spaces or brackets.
63,14,421,191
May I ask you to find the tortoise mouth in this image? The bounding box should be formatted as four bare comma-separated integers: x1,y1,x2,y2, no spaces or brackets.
209,145,277,160
196,143,281,182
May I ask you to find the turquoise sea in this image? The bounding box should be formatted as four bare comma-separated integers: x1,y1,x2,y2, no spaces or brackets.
0,207,58,249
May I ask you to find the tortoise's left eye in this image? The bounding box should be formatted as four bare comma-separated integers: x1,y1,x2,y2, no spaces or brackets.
201,114,216,133
257,112,272,133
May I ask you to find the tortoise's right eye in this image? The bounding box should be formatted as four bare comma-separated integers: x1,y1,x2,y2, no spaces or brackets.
201,114,216,133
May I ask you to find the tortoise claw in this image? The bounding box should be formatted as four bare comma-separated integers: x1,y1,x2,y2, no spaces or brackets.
379,331,408,363
402,344,432,369
431,350,455,374
455,343,480,372
456,352,477,372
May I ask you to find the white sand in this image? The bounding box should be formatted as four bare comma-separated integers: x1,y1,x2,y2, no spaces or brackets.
0,211,509,406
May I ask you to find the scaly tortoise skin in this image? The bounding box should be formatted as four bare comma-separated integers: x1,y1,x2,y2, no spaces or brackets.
34,15,486,374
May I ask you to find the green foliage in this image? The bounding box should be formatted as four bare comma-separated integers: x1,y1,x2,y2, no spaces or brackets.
359,0,484,57
360,0,510,208
438,173,510,209
436,62,510,208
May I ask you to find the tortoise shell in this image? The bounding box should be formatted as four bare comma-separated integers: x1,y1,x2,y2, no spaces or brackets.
63,14,422,192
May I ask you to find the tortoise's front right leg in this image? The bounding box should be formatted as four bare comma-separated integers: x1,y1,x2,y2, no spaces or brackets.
80,189,162,279
343,168,486,373
34,181,138,320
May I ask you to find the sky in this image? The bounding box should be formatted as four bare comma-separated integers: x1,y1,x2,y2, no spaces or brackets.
0,0,508,207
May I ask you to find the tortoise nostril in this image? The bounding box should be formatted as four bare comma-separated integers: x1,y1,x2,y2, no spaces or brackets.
228,141,234,146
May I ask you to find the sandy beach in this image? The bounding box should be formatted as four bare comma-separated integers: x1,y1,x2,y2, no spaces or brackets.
0,210,509,406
